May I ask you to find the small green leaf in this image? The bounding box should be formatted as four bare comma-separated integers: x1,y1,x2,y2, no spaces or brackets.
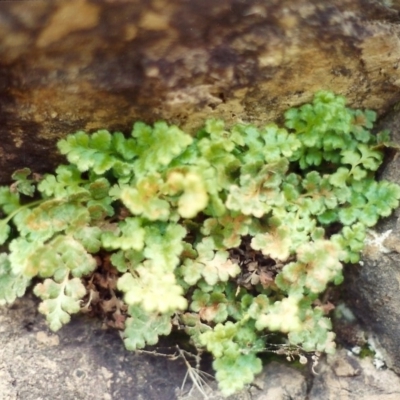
123,305,172,350
102,217,145,251
251,224,292,261
288,308,336,354
117,264,187,313
338,206,360,226
341,144,383,171
226,179,270,218
0,186,20,215
331,223,366,263
182,237,240,286
16,235,97,279
110,249,144,273
112,131,137,161
199,321,239,358
143,223,187,271
0,222,11,245
190,289,228,323
132,121,193,176
329,167,349,187
226,161,286,217
201,213,252,249
73,226,102,253
0,253,31,305
365,180,400,218
119,175,170,221
38,165,86,198
260,124,301,162
24,200,90,237
88,178,110,200
11,168,35,196
58,130,115,174
255,296,302,332
164,169,208,218
214,353,263,397
180,312,212,347
34,275,86,331
90,129,112,151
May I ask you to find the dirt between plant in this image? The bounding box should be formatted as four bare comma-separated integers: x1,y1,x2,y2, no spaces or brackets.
1,293,400,400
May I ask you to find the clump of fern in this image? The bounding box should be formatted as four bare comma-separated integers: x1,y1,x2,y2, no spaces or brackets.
0,91,399,396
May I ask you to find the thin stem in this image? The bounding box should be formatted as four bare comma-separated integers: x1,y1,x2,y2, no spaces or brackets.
1,199,44,225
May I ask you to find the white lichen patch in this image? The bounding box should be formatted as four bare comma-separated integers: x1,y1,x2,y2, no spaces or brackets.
368,336,387,370
363,229,394,259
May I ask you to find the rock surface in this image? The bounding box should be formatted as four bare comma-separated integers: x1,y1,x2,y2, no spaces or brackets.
2,0,400,182
0,294,188,400
343,107,400,375
2,295,400,400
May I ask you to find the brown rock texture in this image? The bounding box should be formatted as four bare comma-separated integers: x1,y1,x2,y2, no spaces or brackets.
1,0,400,182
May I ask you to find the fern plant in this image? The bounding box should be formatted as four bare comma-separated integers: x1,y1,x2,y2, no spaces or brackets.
1,91,399,396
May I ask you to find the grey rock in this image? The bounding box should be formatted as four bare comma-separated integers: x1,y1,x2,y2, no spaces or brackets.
2,296,400,400
308,350,400,400
0,295,188,400
343,108,400,374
